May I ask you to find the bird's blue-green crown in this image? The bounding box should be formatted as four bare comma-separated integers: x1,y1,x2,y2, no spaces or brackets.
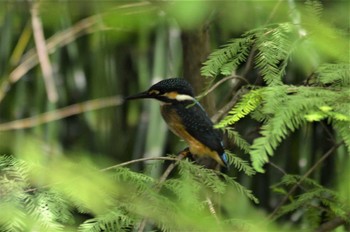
149,78,195,97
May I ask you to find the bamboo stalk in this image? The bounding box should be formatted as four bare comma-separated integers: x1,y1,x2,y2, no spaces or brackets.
30,1,58,103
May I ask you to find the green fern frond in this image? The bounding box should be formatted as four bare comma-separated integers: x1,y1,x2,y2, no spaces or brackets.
225,151,255,176
78,208,134,232
0,156,77,231
250,86,347,172
220,174,259,204
31,191,73,231
272,174,350,224
254,23,297,86
277,174,322,188
305,105,350,123
304,206,322,230
305,0,323,19
316,63,350,87
178,160,226,194
0,203,28,232
201,37,253,77
224,128,251,154
216,89,263,128
333,121,350,154
114,166,155,193
177,159,258,204
0,155,29,185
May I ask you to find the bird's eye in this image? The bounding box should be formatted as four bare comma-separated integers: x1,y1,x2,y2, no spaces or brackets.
149,90,160,95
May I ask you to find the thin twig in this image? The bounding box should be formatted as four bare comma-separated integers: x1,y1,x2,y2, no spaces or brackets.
320,121,337,144
0,96,123,131
315,212,350,232
158,153,186,186
30,1,58,103
268,142,344,220
268,161,288,175
198,75,249,99
211,87,248,123
264,0,283,25
100,157,178,172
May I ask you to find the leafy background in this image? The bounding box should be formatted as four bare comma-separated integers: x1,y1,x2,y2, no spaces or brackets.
0,0,349,231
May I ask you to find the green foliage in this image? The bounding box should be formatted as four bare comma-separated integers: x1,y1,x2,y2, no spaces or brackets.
216,89,263,128
215,82,349,173
201,37,253,77
316,63,350,87
200,1,350,230
78,208,134,232
1,1,349,231
224,150,255,176
205,20,349,172
0,155,259,231
253,23,298,86
249,85,349,172
224,128,251,154
272,175,350,229
0,156,73,232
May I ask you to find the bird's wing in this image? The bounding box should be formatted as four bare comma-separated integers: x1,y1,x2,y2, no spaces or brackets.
176,101,228,166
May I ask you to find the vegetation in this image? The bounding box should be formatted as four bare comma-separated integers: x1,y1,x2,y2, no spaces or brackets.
0,0,349,231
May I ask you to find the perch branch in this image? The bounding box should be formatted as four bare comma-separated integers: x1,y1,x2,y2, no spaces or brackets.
100,156,179,172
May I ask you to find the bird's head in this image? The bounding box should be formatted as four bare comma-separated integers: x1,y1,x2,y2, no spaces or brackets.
126,78,195,103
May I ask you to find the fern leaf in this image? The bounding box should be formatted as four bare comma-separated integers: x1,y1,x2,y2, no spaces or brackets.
201,37,253,77
333,121,350,154
224,128,251,154
31,191,73,231
225,151,255,176
316,63,350,87
254,23,298,86
220,174,259,204
249,85,347,172
78,208,133,232
305,0,323,19
216,89,263,128
178,160,226,194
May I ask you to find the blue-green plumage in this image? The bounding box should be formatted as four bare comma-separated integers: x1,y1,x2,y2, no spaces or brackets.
126,78,228,169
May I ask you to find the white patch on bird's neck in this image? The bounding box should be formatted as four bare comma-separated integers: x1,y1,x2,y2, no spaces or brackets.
175,94,194,101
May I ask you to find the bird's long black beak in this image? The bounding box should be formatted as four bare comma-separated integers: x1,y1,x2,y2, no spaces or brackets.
125,91,151,101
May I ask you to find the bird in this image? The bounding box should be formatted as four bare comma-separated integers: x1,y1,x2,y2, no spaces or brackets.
126,78,228,170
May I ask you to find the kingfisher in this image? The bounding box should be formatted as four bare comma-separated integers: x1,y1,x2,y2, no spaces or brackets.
126,78,228,170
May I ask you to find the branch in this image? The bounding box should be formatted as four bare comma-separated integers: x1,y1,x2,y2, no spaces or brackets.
25,155,181,193
211,87,249,123
315,213,350,232
100,156,179,172
0,96,123,131
197,75,249,100
268,161,288,175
